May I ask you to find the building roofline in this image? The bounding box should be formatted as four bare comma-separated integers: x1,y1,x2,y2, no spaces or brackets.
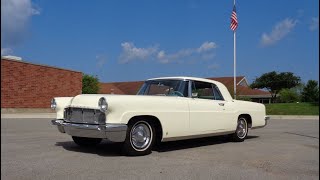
237,77,249,86
1,57,82,73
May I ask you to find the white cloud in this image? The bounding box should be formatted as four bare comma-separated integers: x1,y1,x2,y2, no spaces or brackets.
197,41,217,53
157,50,166,59
157,49,194,64
157,50,169,64
118,41,217,64
201,53,216,60
1,0,40,48
157,41,217,64
96,54,107,67
208,63,220,70
309,17,319,31
260,18,297,46
157,49,190,64
119,42,158,63
1,48,13,56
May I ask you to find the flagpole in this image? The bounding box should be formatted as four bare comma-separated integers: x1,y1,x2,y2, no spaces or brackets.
233,0,236,100
234,30,236,99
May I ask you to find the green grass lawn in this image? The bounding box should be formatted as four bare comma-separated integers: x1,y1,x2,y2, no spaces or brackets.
265,102,319,115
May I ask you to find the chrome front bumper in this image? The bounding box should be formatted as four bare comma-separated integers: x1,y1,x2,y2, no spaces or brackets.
51,119,127,142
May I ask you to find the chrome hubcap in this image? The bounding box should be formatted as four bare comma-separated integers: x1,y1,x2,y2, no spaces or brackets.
236,118,247,139
130,122,152,150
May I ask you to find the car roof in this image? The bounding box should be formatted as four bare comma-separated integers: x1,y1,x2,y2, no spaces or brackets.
147,76,222,85
147,76,233,101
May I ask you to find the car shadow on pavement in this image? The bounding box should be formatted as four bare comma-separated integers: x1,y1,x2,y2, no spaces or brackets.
154,135,259,152
55,135,259,156
55,141,124,156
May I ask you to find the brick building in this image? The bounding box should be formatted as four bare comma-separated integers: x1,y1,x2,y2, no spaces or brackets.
1,56,272,113
1,57,82,111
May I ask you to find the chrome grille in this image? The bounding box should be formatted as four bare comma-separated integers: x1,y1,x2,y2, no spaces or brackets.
64,107,105,124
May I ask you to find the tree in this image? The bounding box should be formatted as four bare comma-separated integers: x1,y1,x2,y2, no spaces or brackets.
250,71,301,102
301,80,319,103
278,88,299,103
82,74,100,94
291,83,305,98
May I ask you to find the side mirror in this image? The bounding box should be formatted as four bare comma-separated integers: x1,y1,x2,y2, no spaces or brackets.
191,92,198,98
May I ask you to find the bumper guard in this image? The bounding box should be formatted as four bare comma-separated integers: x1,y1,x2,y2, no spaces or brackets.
51,119,127,142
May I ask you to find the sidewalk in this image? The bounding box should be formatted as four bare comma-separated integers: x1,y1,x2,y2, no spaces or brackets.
1,113,318,120
1,113,56,119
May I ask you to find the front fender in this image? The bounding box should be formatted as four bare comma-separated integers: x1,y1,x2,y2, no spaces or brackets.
54,97,73,119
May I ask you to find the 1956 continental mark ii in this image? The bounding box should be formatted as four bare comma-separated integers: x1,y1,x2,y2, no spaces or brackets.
51,76,268,156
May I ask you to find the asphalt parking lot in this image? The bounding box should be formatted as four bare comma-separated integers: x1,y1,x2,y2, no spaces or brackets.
1,118,319,180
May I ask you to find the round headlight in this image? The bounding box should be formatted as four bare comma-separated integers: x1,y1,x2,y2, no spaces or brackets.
51,98,57,110
98,97,108,112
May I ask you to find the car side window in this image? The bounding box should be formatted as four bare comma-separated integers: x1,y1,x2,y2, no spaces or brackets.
191,81,224,100
212,85,224,101
191,81,215,100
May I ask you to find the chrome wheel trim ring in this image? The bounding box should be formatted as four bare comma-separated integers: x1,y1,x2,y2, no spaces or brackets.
130,121,153,151
236,118,247,139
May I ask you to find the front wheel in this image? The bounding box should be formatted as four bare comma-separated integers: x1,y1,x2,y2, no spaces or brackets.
122,120,155,156
230,117,248,142
72,136,102,147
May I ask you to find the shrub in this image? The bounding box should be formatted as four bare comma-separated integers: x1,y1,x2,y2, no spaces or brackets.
82,74,100,94
278,88,300,103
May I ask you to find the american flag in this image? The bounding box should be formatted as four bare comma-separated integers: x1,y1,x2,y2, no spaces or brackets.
230,5,238,31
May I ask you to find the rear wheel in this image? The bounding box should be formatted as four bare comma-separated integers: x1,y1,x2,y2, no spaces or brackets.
122,120,155,156
72,136,102,147
230,117,248,142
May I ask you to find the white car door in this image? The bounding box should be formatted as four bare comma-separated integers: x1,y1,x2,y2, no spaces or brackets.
188,81,233,133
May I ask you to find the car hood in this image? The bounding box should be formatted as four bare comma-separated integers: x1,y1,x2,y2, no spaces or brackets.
69,94,186,110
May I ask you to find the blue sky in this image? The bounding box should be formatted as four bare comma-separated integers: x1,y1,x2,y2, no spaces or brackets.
1,0,319,83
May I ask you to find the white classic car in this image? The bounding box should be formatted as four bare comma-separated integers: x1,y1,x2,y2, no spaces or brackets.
51,76,268,156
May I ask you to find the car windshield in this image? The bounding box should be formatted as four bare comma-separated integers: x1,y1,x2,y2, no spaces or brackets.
137,79,189,97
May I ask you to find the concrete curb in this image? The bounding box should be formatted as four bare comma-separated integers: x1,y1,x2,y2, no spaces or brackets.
269,115,319,120
1,113,319,120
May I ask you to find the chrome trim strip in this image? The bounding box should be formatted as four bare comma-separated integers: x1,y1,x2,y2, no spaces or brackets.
162,131,235,142
51,119,127,142
188,80,192,98
147,77,189,81
105,124,127,132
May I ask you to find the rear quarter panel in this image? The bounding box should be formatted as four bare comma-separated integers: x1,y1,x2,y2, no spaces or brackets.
233,100,266,128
